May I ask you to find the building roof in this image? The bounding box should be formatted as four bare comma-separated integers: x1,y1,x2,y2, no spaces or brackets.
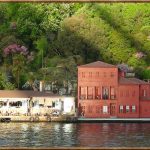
0,90,59,98
78,61,116,68
119,77,149,85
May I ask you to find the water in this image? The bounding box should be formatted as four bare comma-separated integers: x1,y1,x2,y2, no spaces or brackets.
0,122,150,147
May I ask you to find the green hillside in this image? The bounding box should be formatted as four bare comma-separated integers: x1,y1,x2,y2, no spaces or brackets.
0,3,150,93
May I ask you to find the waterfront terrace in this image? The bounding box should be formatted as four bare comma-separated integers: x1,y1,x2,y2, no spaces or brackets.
0,90,75,122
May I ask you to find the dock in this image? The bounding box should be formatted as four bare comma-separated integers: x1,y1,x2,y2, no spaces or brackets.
77,117,150,123
1,116,150,123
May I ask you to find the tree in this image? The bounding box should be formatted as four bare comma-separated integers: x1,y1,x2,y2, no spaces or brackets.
37,55,83,95
55,14,109,63
35,36,48,68
1,3,150,90
12,54,27,88
0,69,15,90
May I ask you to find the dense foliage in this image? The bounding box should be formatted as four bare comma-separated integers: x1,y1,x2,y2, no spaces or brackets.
0,3,150,95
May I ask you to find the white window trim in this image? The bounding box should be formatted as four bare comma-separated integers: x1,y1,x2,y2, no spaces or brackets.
120,105,123,109
103,106,108,113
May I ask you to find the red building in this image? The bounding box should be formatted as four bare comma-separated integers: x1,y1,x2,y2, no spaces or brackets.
78,61,150,118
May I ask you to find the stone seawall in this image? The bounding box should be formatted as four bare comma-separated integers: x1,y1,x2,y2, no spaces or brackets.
0,115,77,122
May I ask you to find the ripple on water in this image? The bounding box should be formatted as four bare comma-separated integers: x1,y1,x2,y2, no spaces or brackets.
0,123,149,147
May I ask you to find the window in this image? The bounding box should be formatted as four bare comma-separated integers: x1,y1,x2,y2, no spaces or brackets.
89,72,92,77
102,87,109,100
95,87,101,99
55,100,59,106
126,105,130,113
119,105,123,113
143,90,147,97
100,106,103,114
80,87,86,100
61,101,64,111
52,102,55,107
32,100,39,107
103,106,108,114
0,101,7,107
96,72,99,77
132,105,136,113
110,87,116,99
78,72,81,77
82,72,85,78
9,101,22,107
87,87,93,99
81,106,85,116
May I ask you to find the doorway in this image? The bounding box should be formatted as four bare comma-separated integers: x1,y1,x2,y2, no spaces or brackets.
110,103,116,116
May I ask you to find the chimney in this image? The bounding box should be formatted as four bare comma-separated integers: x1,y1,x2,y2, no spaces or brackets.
39,81,44,92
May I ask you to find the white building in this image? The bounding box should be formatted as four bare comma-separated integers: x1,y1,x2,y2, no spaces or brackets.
0,90,75,116
31,96,75,115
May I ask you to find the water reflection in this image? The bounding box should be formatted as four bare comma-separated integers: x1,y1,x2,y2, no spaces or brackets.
0,123,149,147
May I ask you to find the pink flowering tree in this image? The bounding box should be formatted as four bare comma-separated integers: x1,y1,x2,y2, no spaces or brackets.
3,44,30,88
3,44,28,56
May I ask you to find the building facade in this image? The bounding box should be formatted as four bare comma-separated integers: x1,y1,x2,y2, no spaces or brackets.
0,90,75,116
78,61,150,118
